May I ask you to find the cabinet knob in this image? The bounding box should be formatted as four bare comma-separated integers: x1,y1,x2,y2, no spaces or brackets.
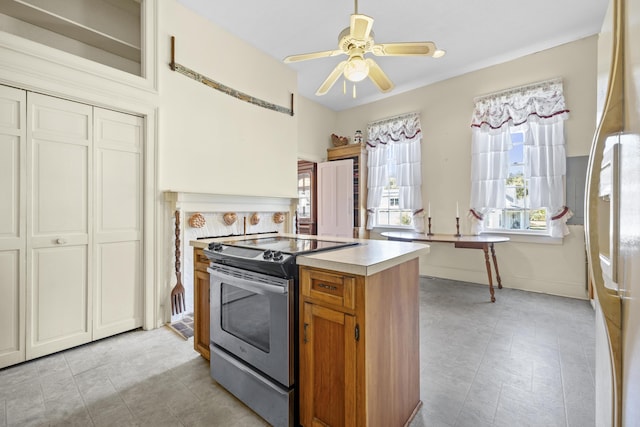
56,238,66,245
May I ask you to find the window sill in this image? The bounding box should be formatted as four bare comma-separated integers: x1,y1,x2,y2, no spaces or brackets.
480,230,563,245
373,225,416,233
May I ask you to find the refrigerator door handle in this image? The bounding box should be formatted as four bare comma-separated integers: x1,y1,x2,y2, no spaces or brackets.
598,140,621,290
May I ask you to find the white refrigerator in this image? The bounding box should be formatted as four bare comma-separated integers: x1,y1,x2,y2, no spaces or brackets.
586,0,640,425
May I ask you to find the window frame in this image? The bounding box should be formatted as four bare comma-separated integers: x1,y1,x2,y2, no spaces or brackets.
374,177,415,230
481,129,552,236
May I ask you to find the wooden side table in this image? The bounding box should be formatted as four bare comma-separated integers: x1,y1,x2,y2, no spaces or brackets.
381,232,510,302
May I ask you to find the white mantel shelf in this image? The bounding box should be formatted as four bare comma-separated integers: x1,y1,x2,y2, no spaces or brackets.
164,191,295,213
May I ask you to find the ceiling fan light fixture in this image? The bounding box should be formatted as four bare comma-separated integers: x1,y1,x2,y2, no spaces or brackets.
285,1,440,97
343,55,369,82
432,49,446,58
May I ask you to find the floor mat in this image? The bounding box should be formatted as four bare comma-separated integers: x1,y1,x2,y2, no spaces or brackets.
167,312,194,340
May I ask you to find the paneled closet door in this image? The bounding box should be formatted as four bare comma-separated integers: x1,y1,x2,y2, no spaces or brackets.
0,85,26,368
26,93,92,359
93,107,143,339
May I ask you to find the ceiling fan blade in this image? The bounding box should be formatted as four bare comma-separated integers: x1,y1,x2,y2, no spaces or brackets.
365,58,394,93
316,60,348,95
350,14,374,40
371,42,437,56
284,49,343,63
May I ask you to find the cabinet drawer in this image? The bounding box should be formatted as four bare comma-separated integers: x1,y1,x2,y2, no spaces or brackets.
194,248,210,272
301,268,355,310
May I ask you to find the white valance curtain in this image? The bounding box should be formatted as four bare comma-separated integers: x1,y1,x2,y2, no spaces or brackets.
470,78,571,237
366,112,424,231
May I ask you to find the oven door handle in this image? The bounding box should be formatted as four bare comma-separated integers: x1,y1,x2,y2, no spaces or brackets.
208,268,288,295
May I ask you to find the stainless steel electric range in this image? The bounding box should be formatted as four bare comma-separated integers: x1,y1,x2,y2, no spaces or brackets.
203,236,358,427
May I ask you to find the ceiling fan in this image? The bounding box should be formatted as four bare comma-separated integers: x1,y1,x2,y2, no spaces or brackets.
283,0,445,96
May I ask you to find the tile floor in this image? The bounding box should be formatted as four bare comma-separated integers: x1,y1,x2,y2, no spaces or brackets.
410,277,595,427
0,277,595,427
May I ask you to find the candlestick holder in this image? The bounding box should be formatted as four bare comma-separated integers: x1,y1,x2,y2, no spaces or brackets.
455,217,461,237
427,216,434,236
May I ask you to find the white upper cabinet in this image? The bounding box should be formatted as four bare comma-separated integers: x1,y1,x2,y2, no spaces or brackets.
0,0,143,76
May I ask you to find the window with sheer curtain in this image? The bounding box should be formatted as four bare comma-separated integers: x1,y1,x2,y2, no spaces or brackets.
469,79,573,238
366,112,424,232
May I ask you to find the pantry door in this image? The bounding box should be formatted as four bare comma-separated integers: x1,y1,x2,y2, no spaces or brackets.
93,107,143,339
26,93,93,359
0,86,26,368
317,159,354,238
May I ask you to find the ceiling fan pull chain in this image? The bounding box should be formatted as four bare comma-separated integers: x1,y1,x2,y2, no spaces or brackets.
353,84,357,98
344,79,347,95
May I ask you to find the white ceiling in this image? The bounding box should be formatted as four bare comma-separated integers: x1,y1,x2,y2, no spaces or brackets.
176,0,608,112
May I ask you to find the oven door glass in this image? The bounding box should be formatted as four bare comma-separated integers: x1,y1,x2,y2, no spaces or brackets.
210,264,293,387
221,283,270,352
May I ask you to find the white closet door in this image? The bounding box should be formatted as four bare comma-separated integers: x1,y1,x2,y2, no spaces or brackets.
26,93,92,359
0,85,26,368
93,107,143,339
317,159,354,237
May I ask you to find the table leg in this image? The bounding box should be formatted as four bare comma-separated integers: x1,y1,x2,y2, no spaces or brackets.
490,243,503,289
482,244,495,302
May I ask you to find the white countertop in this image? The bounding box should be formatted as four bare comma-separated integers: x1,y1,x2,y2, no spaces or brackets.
296,239,429,276
190,233,429,277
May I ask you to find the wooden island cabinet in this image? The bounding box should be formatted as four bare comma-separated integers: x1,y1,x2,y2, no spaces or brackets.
299,257,422,427
190,235,429,426
193,247,210,360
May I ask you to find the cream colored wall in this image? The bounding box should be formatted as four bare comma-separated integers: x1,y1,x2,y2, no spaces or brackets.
158,1,298,198
0,0,597,329
0,0,324,329
296,95,337,163
335,36,598,299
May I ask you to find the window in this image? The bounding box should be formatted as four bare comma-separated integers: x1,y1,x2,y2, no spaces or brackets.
470,79,570,238
483,131,548,233
297,172,311,219
366,112,424,231
376,177,414,227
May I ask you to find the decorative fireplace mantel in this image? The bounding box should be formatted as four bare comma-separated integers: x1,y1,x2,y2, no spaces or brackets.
163,191,297,319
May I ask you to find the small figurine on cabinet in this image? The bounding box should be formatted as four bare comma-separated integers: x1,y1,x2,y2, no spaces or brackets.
354,130,363,144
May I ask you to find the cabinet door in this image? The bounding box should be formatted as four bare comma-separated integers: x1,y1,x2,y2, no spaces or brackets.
26,93,92,359
317,159,353,238
0,85,26,368
193,269,210,360
93,108,143,339
300,302,356,427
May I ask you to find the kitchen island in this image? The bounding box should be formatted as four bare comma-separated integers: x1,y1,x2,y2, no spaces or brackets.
190,234,429,427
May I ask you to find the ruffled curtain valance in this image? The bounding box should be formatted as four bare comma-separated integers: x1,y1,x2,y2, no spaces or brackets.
366,112,422,147
471,78,569,133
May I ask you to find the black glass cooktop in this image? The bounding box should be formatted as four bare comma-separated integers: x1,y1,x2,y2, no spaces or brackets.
204,236,358,278
223,236,357,255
